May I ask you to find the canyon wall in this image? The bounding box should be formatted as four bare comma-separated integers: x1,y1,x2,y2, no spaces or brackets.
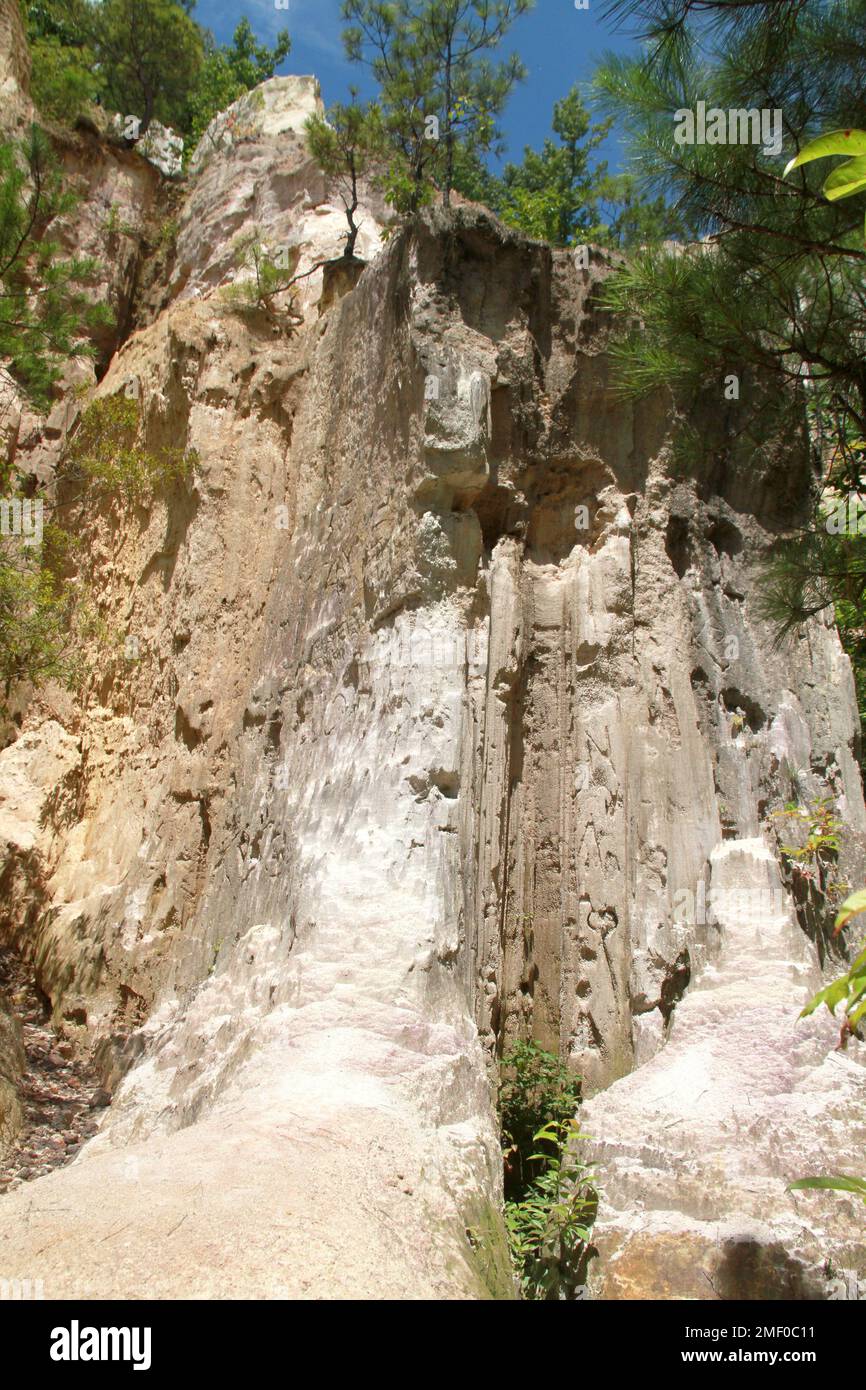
0,47,863,1298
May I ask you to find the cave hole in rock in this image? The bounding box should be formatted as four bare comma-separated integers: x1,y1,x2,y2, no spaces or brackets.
707,515,744,558
665,514,691,578
721,687,766,732
659,949,691,1023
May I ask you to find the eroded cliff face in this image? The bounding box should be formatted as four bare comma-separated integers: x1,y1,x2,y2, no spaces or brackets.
0,0,31,135
0,69,863,1299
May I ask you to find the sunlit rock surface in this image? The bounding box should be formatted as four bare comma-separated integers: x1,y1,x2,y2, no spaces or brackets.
0,52,862,1298
584,839,866,1299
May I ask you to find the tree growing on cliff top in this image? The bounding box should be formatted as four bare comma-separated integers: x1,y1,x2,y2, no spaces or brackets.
306,95,388,258
22,0,102,122
493,86,611,245
342,0,534,211
24,2,291,148
184,18,291,152
88,0,205,136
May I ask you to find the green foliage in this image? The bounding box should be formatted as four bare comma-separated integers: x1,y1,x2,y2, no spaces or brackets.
0,127,109,411
306,95,387,256
494,86,610,244
90,0,205,136
595,1,866,749
772,799,845,885
220,235,305,329
0,528,75,699
104,206,137,242
503,1117,598,1300
791,886,866,1201
0,123,113,709
24,1,290,148
0,392,193,708
342,0,533,211
497,1040,596,1299
61,395,196,502
799,887,866,1041
23,0,101,124
28,35,99,123
588,171,694,250
184,19,291,153
770,797,849,945
591,0,866,430
785,128,866,239
490,87,687,249
499,1037,582,1192
790,1174,866,1202
756,486,866,771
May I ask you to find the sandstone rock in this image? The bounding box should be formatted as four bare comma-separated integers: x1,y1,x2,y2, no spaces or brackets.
173,76,388,317
0,70,862,1299
109,116,185,179
0,993,24,1155
583,839,866,1299
0,0,33,136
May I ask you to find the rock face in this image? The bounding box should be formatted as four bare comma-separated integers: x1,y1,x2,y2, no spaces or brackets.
0,994,23,1155
0,0,33,135
0,73,863,1299
584,839,866,1299
171,75,387,317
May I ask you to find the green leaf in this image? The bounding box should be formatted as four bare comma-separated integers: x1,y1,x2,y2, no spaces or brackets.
823,156,866,201
789,1176,866,1202
784,130,866,177
531,1123,561,1144
849,999,866,1028
799,976,850,1017
834,889,866,934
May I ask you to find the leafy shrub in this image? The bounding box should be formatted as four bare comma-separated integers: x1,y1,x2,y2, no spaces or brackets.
0,533,74,698
498,1040,597,1299
0,126,110,411
1,393,194,714
772,798,848,905
220,235,305,330
800,887,866,1046
28,35,100,124
789,887,866,1209
61,395,196,503
499,1038,581,1195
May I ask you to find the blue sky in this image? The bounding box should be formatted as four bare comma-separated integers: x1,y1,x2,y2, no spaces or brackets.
193,0,639,172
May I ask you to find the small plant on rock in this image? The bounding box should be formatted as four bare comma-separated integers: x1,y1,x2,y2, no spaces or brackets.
772,798,848,904
221,235,306,331
789,887,866,1208
800,887,866,1048
498,1039,597,1299
305,93,387,260
60,395,196,504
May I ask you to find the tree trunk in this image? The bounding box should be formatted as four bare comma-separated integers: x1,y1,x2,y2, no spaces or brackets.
443,51,453,210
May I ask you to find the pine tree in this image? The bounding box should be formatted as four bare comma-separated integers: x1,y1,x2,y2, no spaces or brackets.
0,125,109,415
90,0,205,136
342,0,533,211
592,0,866,419
495,87,610,244
0,126,110,708
306,95,387,258
593,0,866,702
